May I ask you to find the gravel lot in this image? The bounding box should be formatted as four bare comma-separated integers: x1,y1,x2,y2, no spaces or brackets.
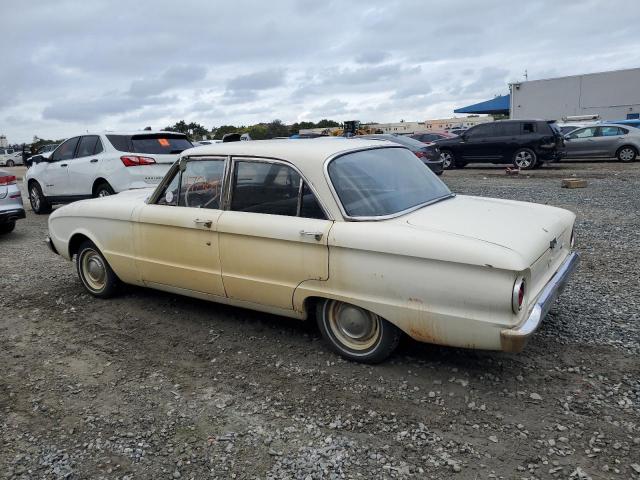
1,161,638,479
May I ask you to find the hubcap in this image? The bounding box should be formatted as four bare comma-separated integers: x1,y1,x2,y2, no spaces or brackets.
620,148,634,161
98,189,111,197
441,152,453,168
30,187,40,210
515,150,533,168
327,302,380,351
81,250,106,291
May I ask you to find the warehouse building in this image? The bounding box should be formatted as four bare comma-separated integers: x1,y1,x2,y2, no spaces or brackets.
509,68,640,121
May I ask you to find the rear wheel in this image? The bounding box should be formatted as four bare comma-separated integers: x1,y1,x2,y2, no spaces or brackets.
440,150,456,170
94,182,115,198
0,222,15,234
316,299,401,363
513,148,537,169
29,182,52,214
6,160,15,167
76,240,120,298
616,146,637,162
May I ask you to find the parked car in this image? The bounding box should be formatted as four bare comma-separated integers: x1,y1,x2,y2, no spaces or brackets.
0,148,21,167
26,131,192,214
555,123,594,135
435,120,565,170
46,138,579,363
25,143,61,167
409,131,457,143
0,169,26,234
358,134,444,175
562,124,639,162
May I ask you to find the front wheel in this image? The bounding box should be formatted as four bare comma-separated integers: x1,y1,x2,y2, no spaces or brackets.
316,299,401,363
616,146,637,162
29,182,52,214
513,148,537,169
6,160,15,167
76,241,120,298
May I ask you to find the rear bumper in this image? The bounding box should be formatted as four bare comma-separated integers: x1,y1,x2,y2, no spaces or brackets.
500,251,580,352
0,208,25,224
425,160,444,175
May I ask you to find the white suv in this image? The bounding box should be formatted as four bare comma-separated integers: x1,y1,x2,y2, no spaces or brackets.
26,131,192,214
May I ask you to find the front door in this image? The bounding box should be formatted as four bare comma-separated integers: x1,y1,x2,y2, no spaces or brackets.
565,126,599,158
42,136,80,196
218,158,331,309
67,135,104,196
459,123,496,160
133,157,227,296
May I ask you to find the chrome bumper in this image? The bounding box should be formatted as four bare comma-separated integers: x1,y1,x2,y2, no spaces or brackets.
501,252,580,352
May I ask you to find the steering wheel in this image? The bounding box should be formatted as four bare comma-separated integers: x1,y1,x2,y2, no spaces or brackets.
185,178,221,208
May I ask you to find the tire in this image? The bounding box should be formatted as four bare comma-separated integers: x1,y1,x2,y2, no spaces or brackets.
513,148,537,170
616,146,637,162
6,160,14,167
440,150,456,170
0,222,15,234
75,240,120,298
29,182,52,214
94,182,115,198
316,299,401,363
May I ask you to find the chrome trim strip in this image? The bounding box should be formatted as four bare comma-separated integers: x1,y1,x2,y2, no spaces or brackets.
501,251,580,352
322,145,454,222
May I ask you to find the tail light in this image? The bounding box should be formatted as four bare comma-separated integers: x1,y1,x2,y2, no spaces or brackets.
0,175,17,186
120,155,156,167
512,277,526,313
415,151,426,158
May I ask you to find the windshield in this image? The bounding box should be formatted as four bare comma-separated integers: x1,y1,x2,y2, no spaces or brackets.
327,147,452,218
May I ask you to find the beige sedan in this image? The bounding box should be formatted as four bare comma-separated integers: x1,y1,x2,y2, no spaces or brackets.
47,138,579,363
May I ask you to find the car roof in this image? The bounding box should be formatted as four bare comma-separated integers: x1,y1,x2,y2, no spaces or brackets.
81,130,187,137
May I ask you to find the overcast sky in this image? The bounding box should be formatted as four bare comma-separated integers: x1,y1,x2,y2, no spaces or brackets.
2,0,640,143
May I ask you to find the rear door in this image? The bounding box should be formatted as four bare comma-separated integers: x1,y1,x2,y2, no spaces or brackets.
217,158,331,310
41,137,80,196
67,135,103,196
595,126,627,157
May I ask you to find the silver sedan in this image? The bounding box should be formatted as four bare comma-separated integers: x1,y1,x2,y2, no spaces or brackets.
562,124,640,162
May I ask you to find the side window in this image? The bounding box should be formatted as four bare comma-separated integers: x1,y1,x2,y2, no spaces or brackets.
522,123,536,134
155,159,225,208
231,161,301,216
76,136,100,158
570,127,597,139
52,137,80,161
300,182,326,219
599,126,623,137
94,137,104,154
467,125,490,138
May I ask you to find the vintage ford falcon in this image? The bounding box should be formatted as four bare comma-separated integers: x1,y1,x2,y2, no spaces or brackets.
46,138,580,363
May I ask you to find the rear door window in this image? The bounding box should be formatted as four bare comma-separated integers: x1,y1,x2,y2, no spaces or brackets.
599,126,625,136
106,134,193,154
493,123,520,136
522,122,536,134
76,135,101,158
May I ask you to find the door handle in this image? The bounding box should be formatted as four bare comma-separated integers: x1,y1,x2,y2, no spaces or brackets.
90,158,98,163
193,218,212,228
60,163,68,167
300,230,323,241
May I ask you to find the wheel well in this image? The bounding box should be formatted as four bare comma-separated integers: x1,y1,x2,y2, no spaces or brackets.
92,178,111,195
616,144,638,155
27,179,39,190
68,233,92,258
302,296,325,321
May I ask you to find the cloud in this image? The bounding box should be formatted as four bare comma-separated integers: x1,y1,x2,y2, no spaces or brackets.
128,65,208,98
227,69,286,92
355,51,390,64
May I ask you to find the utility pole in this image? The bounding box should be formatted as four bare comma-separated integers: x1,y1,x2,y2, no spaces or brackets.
524,69,528,81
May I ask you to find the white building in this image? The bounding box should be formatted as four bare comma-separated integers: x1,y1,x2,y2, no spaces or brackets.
510,68,640,121
423,116,493,131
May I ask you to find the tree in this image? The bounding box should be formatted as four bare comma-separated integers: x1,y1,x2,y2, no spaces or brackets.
164,120,189,134
247,124,268,140
265,119,290,139
316,119,340,128
213,125,239,140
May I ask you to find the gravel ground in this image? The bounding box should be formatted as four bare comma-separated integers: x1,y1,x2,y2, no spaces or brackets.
1,161,638,479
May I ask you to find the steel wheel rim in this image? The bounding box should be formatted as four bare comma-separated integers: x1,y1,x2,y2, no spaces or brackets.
620,148,634,161
327,302,380,351
98,189,111,197
441,152,453,168
515,150,533,168
30,187,40,210
81,250,106,291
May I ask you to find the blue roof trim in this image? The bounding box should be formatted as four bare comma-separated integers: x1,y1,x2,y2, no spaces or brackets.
454,94,510,114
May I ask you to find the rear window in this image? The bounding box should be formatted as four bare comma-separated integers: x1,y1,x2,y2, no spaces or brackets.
107,134,192,154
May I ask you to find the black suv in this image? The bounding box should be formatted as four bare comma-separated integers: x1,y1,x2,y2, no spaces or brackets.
435,120,564,170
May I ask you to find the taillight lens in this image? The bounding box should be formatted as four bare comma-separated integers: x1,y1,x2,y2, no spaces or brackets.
512,278,526,313
120,155,156,167
415,151,425,158
0,175,17,186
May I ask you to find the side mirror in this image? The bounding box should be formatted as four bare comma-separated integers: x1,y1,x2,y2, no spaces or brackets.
564,135,571,141
32,155,44,164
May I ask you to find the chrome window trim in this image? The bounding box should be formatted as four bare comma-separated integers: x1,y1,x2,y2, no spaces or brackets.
226,155,332,220
323,145,455,222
